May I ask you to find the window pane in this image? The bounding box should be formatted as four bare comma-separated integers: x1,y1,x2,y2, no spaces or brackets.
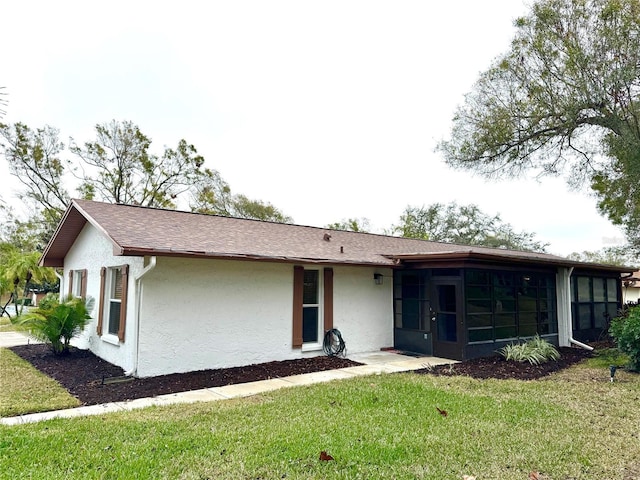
303,270,318,304
111,268,123,300
466,270,490,285
108,300,121,335
437,285,456,312
495,326,517,340
577,277,591,302
468,328,493,342
495,287,515,300
593,278,606,302
467,298,492,313
437,313,457,342
519,311,537,324
594,303,606,328
607,278,618,301
495,314,516,327
607,303,619,320
467,314,492,328
519,323,538,337
302,306,318,342
493,273,514,286
466,285,491,298
578,304,592,329
495,299,516,312
519,291,538,312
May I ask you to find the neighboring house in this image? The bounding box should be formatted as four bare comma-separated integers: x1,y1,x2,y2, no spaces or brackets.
622,271,640,304
40,199,633,377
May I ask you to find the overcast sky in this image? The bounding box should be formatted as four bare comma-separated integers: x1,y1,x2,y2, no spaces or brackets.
0,0,626,255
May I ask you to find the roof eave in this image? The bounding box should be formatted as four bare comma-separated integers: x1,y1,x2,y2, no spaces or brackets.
387,251,636,273
118,247,395,267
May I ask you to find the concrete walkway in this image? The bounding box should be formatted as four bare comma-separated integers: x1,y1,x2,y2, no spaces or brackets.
0,332,456,426
0,330,42,348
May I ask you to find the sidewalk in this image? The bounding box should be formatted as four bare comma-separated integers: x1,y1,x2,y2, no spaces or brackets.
1,332,456,426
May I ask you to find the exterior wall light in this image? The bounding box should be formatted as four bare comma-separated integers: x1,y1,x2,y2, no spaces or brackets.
374,273,383,285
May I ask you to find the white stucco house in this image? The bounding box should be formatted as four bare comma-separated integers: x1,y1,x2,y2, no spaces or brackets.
40,199,632,377
623,271,640,304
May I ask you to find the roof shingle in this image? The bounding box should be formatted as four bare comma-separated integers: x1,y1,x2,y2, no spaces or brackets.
39,199,632,273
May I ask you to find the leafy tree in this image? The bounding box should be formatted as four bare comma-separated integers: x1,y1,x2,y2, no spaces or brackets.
326,218,371,232
0,87,7,118
1,120,293,231
393,202,549,252
70,120,207,208
567,246,638,267
190,170,293,222
438,0,640,252
0,244,57,316
0,122,69,222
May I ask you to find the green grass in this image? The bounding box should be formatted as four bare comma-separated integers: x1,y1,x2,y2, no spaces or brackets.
0,348,80,417
584,347,630,369
0,315,18,332
2,368,640,479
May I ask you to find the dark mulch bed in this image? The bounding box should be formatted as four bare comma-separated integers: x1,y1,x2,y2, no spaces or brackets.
414,346,594,380
9,343,597,409
9,344,360,406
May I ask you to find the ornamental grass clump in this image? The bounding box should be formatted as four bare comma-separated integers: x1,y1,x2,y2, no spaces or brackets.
610,305,640,372
13,294,92,355
499,335,560,365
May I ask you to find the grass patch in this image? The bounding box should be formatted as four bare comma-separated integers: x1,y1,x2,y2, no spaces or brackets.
583,347,630,369
2,371,640,479
0,316,18,332
0,348,80,417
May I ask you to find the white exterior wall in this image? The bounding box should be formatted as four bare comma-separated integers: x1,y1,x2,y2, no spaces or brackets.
64,223,144,373
623,286,640,304
135,257,393,377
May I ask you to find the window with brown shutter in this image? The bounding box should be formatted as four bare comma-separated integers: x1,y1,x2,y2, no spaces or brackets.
292,266,333,348
98,265,129,342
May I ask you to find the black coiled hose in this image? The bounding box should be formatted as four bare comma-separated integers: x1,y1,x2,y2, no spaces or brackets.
323,328,346,357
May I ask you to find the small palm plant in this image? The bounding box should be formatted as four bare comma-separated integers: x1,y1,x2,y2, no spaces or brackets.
499,335,560,365
14,294,93,355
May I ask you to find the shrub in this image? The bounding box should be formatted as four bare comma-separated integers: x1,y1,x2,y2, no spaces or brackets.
610,305,640,372
499,335,560,365
13,295,92,355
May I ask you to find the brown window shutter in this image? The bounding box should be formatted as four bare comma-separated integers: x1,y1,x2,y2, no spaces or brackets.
324,268,333,332
97,267,106,335
292,266,304,348
118,265,129,342
80,269,88,299
68,270,73,297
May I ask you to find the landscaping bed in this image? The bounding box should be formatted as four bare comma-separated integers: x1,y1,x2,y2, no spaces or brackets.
9,344,361,406
9,343,594,408
415,346,593,380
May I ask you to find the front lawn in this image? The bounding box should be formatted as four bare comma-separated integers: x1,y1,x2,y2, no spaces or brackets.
1,364,640,479
0,348,79,417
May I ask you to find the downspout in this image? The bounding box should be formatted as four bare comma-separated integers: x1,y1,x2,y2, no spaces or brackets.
55,270,64,302
125,256,157,377
564,266,594,351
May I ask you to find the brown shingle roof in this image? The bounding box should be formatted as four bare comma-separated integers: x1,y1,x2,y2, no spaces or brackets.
39,199,631,273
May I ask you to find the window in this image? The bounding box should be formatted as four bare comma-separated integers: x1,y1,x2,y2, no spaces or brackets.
68,269,87,298
97,265,129,342
302,270,320,343
465,269,557,343
393,271,431,331
572,275,619,335
292,267,333,348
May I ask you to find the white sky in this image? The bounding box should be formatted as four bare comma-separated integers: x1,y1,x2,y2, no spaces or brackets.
0,0,626,256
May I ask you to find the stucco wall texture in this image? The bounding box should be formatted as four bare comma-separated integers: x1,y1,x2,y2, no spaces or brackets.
65,223,394,377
